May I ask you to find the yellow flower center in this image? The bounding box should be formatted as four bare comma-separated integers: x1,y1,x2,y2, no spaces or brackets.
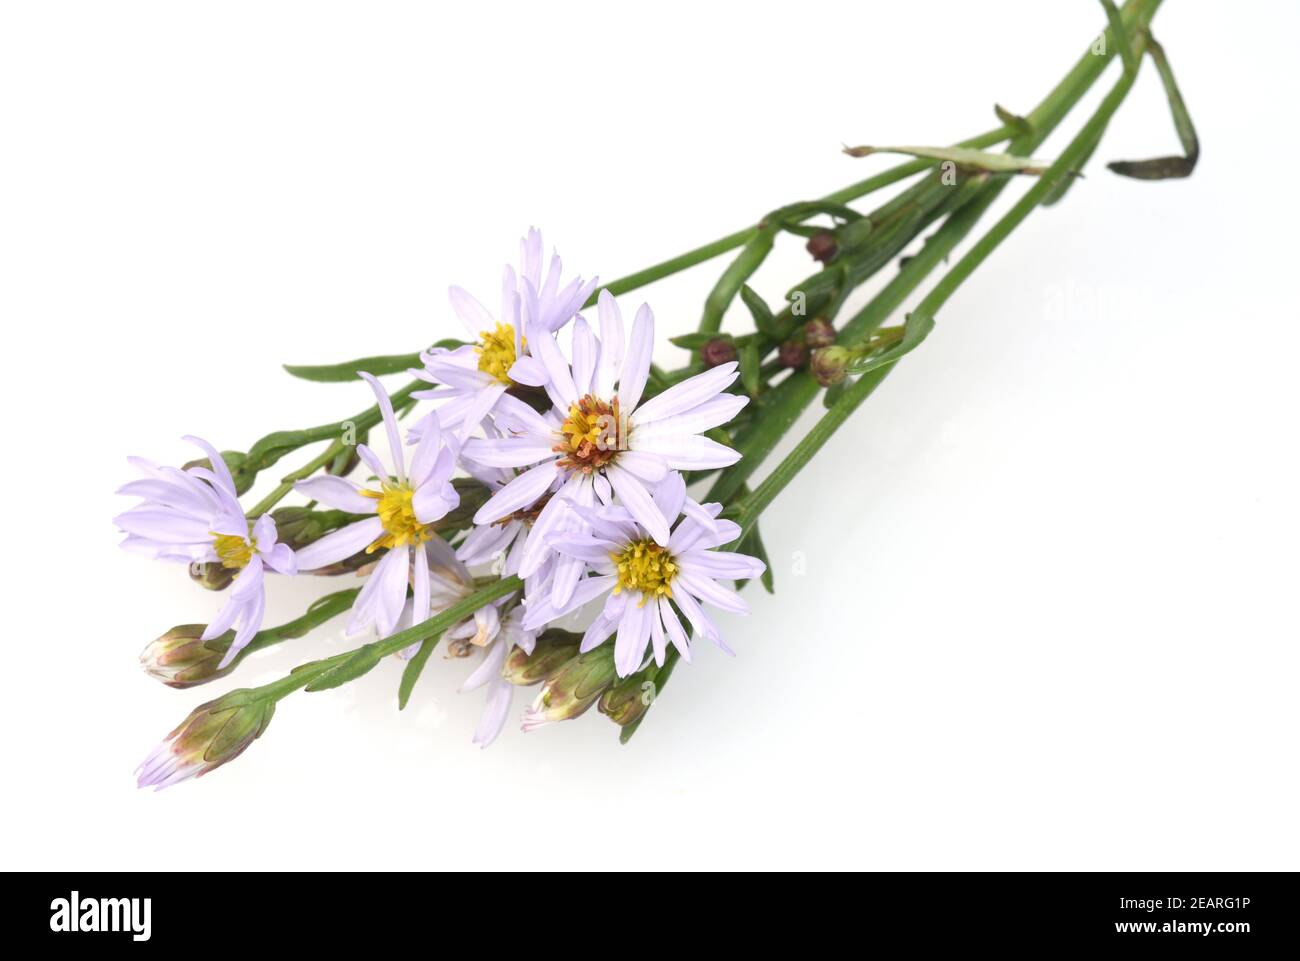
476,322,524,386
611,538,677,604
361,481,433,552
212,532,254,570
556,394,621,473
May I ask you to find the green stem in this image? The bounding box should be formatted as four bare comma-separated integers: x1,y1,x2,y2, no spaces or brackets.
247,441,344,518
243,589,360,656
583,127,1010,309
256,576,522,702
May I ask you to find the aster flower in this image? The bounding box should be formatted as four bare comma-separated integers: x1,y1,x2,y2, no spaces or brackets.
114,436,296,667
391,536,539,747
523,473,765,677
461,290,749,600
291,373,459,639
413,228,596,437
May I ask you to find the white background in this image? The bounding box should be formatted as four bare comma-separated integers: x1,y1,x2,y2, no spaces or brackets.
3,1,1298,871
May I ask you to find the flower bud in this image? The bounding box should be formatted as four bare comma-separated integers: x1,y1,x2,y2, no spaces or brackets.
598,670,658,728
136,690,275,789
188,560,235,591
503,629,581,686
806,230,838,264
804,318,837,349
778,338,808,369
140,624,237,689
520,646,616,731
700,337,738,368
810,345,854,387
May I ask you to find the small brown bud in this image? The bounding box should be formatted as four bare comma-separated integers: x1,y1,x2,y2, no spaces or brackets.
804,318,837,349
806,230,838,264
701,337,738,368
778,339,808,369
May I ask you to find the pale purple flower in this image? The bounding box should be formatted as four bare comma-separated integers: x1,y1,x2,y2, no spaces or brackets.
292,373,459,639
114,436,296,667
413,228,596,437
461,290,748,607
524,472,765,677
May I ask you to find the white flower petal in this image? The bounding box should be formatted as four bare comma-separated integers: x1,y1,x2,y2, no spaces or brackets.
449,285,495,338
292,516,383,570
618,303,654,412
473,461,558,525
631,363,740,425
595,289,624,397
293,475,375,514
570,315,597,397
606,465,670,546
359,372,406,482
678,570,749,615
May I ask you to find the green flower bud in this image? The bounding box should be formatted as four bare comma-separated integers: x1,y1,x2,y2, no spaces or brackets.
810,345,854,387
503,629,582,686
521,646,617,731
598,669,659,728
140,624,238,689
271,506,356,552
326,441,364,478
136,690,275,789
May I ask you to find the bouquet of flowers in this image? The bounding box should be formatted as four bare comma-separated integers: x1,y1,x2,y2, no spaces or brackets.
117,0,1195,788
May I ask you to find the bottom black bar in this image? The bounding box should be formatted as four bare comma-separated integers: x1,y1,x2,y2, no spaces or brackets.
8,872,1294,948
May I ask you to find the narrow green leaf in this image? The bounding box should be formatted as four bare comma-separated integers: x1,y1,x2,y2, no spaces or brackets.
304,644,382,692
1106,35,1199,180
822,377,849,409
844,309,935,377
843,144,1054,176
283,339,464,383
739,284,778,337
284,353,422,383
699,229,776,335
739,341,761,397
994,103,1032,137
669,331,727,350
247,430,311,466
397,636,438,710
